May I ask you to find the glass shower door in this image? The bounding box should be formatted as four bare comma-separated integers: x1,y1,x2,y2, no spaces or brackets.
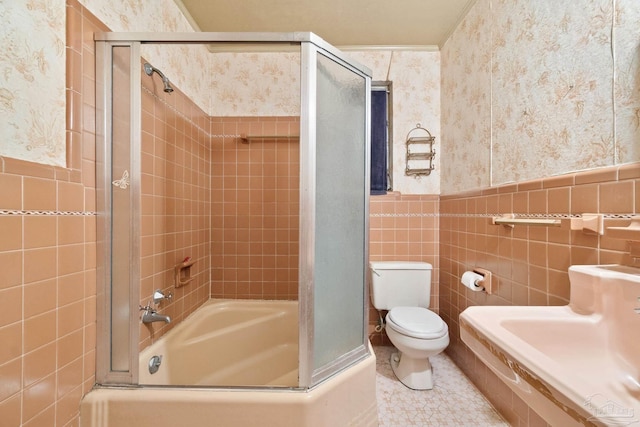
299,40,371,387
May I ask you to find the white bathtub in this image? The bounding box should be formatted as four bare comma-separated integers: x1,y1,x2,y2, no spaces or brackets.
81,299,379,427
139,299,299,386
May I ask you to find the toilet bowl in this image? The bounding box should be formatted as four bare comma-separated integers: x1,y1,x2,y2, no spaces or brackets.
369,261,450,390
384,306,449,389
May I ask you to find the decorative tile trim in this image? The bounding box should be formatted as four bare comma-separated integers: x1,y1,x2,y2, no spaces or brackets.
0,209,96,216
375,212,637,219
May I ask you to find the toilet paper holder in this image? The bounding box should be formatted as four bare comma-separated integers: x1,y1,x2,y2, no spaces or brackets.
471,268,492,294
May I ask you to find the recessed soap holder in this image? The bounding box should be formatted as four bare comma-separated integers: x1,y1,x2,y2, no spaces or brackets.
175,257,195,288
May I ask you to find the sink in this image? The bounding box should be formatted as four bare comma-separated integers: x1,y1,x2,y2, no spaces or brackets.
501,311,605,364
460,265,640,427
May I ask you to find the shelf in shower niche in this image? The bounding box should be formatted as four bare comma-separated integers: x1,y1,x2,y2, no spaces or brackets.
239,134,300,144
175,258,196,288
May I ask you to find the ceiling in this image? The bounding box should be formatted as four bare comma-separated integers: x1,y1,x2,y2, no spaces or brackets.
175,0,476,49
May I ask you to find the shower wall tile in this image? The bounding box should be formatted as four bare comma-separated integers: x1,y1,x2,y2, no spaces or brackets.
138,78,212,350
210,116,300,301
440,162,638,425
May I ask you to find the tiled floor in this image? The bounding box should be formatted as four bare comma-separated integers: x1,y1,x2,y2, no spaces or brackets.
374,346,509,427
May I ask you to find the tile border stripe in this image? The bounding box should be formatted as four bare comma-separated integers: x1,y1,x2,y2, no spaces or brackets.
0,209,97,216
372,213,636,219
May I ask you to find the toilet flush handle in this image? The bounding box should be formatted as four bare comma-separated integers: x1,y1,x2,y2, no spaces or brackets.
371,268,380,277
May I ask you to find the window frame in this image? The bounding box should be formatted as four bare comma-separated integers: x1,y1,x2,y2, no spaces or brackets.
371,81,393,193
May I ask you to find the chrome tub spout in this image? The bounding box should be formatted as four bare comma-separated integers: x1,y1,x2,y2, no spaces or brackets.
140,304,171,324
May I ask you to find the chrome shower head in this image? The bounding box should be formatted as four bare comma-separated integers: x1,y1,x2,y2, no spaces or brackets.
143,62,174,93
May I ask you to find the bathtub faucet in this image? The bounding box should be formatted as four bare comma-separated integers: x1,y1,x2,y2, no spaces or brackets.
140,304,171,324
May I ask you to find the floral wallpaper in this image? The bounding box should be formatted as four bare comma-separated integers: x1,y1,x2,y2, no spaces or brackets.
615,0,640,164
491,0,614,185
208,52,301,117
9,1,637,192
441,0,640,194
79,0,211,114
440,0,492,193
0,0,66,166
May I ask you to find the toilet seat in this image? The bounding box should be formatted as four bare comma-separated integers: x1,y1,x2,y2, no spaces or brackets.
387,307,448,339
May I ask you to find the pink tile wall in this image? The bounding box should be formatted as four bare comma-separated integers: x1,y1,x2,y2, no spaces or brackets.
0,2,104,425
138,65,212,350
368,193,440,345
210,117,300,300
440,163,640,426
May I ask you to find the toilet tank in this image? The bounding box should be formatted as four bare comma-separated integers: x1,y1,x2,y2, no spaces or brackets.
369,261,432,310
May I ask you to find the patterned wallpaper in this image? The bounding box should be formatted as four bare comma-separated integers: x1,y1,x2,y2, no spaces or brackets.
7,0,441,193
440,1,492,193
441,0,640,194
8,1,638,194
208,52,301,117
0,0,66,166
79,0,211,113
615,0,640,164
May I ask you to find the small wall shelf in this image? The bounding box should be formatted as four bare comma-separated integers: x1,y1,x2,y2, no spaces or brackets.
175,257,196,288
239,134,299,144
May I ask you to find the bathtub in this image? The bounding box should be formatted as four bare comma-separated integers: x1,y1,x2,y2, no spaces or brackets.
80,299,379,427
139,299,299,386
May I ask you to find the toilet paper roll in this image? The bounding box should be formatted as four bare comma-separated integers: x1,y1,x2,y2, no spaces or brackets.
461,271,484,291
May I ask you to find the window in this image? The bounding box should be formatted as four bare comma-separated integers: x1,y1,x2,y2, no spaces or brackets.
371,81,392,195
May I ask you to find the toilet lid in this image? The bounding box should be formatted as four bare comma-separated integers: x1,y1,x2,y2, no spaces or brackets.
387,307,448,339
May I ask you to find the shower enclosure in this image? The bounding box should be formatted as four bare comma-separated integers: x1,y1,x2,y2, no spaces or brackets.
94,32,372,391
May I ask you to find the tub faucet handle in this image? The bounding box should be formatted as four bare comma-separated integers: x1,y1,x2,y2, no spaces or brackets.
139,303,155,313
153,290,173,305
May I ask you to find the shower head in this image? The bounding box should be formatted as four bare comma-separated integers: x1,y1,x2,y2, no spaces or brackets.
143,62,174,93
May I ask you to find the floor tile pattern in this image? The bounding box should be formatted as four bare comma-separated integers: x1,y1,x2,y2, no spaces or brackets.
374,346,509,427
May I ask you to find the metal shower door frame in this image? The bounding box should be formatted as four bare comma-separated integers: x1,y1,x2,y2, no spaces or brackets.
298,38,372,388
95,32,371,388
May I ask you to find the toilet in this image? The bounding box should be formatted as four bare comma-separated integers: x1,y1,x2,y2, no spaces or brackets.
370,261,449,390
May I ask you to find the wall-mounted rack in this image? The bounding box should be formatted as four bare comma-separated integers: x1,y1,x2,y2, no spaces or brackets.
491,213,616,237
491,212,640,261
239,133,299,144
405,123,435,176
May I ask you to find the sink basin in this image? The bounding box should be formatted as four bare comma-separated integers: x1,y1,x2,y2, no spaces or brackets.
501,310,605,364
460,265,640,427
